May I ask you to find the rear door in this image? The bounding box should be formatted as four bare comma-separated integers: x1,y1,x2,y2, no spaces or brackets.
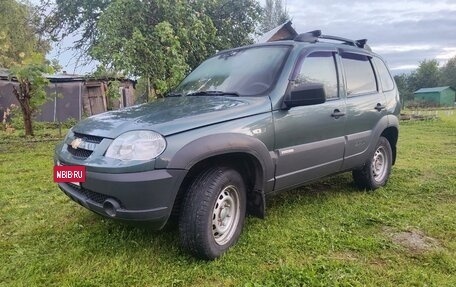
273,49,347,191
338,51,387,170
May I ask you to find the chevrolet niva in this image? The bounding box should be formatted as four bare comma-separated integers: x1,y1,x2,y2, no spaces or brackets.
55,30,400,259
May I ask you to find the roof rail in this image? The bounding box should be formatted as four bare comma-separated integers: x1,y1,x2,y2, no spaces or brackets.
294,30,371,51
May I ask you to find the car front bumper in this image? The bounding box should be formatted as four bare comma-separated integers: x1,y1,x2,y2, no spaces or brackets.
58,168,187,229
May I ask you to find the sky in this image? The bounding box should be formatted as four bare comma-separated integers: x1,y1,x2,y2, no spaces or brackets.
280,0,456,74
49,0,456,75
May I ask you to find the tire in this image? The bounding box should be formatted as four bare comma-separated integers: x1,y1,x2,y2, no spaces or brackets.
179,167,246,260
352,136,392,190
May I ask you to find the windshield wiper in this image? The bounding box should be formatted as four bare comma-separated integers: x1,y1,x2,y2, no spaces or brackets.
185,91,240,97
165,92,183,97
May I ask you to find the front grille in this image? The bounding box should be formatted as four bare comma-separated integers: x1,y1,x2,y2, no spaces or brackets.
73,132,104,144
67,146,93,159
67,132,104,159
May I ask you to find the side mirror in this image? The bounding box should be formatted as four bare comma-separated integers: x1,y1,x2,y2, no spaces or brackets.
284,83,326,108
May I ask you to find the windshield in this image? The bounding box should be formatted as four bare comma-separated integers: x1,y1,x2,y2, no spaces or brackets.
173,45,290,96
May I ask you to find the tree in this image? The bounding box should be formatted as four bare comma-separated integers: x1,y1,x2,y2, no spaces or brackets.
89,0,215,96
411,59,441,91
393,60,440,107
40,0,110,63
0,0,50,68
394,73,413,104
1,0,53,136
42,0,262,95
260,0,290,32
10,53,54,136
202,0,263,51
440,56,456,88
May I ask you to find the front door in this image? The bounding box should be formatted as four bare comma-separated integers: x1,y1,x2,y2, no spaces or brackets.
273,50,347,191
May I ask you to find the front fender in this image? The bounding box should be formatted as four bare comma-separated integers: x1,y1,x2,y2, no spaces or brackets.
167,133,275,193
167,133,275,219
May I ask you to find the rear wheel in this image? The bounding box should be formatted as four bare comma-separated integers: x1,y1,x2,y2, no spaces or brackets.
353,136,392,190
179,167,246,260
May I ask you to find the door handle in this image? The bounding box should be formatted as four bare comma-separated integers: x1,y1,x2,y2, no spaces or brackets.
331,109,345,119
375,103,386,111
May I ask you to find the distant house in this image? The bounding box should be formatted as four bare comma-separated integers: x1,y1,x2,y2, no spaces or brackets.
413,86,456,107
0,70,136,122
256,20,298,43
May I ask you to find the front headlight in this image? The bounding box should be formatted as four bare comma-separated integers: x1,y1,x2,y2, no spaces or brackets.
105,130,166,161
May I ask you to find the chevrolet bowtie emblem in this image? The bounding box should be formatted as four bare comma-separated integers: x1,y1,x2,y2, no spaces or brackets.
71,138,83,149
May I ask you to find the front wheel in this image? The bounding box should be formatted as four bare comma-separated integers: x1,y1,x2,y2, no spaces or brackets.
353,136,393,190
179,167,246,260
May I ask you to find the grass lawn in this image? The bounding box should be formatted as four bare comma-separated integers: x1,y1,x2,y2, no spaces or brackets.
0,110,455,286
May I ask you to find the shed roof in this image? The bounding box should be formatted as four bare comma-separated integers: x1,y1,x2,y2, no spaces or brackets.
414,86,456,94
256,20,298,43
0,69,135,84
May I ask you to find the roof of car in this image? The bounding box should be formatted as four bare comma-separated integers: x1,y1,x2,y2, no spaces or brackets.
216,30,377,58
257,29,369,48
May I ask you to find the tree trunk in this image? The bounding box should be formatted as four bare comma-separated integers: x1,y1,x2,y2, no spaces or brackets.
22,105,34,136
12,80,34,136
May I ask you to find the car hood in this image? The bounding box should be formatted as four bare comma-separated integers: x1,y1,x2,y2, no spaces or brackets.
72,96,271,138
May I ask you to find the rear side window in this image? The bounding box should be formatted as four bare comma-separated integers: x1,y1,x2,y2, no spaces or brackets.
373,57,394,91
342,53,377,96
294,51,339,100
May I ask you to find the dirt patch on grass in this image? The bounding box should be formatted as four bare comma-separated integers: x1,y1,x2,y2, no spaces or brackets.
383,227,440,253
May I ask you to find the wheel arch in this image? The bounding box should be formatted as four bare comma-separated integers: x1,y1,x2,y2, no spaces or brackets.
168,134,275,219
370,115,399,166
381,126,398,165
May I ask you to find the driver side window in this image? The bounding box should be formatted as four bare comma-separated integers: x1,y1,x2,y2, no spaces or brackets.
294,52,339,100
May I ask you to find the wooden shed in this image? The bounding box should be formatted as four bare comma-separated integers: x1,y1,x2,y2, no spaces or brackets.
0,71,136,122
414,86,456,107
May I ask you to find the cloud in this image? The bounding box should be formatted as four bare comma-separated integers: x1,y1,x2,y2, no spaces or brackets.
284,0,456,72
374,45,434,53
436,48,456,60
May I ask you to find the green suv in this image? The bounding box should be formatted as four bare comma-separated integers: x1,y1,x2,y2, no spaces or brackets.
55,30,400,259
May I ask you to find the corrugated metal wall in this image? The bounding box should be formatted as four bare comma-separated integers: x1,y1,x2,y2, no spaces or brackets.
441,89,456,106
0,79,136,122
0,80,82,122
37,82,82,122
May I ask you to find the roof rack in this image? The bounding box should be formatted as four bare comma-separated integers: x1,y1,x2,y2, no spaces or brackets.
294,30,371,51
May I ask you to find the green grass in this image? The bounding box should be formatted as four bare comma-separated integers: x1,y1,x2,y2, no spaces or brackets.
1,111,455,286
